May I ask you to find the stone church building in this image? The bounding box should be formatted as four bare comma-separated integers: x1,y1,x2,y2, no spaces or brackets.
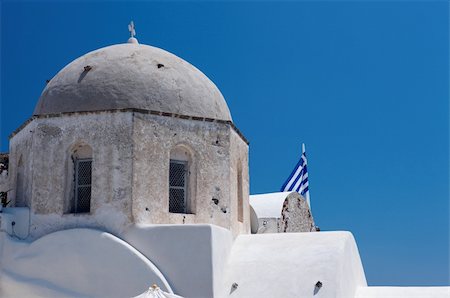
0,29,445,298
7,36,251,239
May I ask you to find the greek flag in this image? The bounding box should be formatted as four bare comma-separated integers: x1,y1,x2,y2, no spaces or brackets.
280,143,311,208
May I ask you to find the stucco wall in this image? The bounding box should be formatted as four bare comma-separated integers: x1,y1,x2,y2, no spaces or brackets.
8,123,35,208
131,113,250,236
8,110,250,239
0,229,172,297
256,217,279,233
229,129,250,235
9,112,134,239
222,231,367,298
123,224,233,298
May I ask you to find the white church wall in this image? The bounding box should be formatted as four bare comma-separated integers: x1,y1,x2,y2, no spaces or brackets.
211,224,234,298
123,224,234,298
8,120,36,208
0,207,30,239
255,217,279,233
222,231,367,298
338,231,369,297
0,229,172,298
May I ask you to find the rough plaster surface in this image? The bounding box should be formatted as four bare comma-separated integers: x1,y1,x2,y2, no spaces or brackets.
229,129,250,235
8,109,249,239
280,192,315,232
7,123,34,208
123,224,233,298
254,217,279,233
355,286,450,298
35,43,231,121
131,113,250,237
250,192,315,233
9,112,134,240
222,231,367,298
0,229,172,297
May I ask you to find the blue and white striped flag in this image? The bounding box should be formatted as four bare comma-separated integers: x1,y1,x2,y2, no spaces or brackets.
280,143,311,208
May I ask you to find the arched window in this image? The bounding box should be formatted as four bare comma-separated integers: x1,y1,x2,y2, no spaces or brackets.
69,143,92,214
15,155,25,207
169,145,195,214
237,162,244,222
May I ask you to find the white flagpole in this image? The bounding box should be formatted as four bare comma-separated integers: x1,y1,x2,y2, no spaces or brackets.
302,143,311,210
305,187,311,211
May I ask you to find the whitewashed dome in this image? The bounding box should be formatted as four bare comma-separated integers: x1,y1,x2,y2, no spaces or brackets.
34,43,232,121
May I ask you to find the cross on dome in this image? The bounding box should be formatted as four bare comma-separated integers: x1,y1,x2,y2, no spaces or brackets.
128,21,136,38
127,21,138,44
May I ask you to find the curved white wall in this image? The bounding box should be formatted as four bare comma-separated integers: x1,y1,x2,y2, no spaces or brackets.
0,228,172,298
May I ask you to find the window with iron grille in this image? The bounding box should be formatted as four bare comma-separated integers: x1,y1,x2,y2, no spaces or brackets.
74,158,92,213
169,160,188,213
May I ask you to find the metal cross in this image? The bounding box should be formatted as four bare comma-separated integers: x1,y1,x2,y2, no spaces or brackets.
128,21,136,38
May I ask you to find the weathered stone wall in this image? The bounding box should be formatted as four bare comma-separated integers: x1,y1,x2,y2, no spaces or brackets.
8,122,36,208
280,192,315,233
131,113,250,236
250,192,315,234
9,111,134,239
7,110,250,239
229,129,250,236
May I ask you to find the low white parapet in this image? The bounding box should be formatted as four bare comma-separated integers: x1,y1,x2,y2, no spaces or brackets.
356,286,450,298
0,207,30,239
123,224,233,298
222,231,367,298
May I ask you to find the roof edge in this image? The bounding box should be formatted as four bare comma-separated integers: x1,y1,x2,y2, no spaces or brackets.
9,108,249,145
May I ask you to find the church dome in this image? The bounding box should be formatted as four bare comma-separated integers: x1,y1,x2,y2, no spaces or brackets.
34,43,232,121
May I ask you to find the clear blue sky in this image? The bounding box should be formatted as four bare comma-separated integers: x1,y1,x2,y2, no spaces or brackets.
1,1,448,286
